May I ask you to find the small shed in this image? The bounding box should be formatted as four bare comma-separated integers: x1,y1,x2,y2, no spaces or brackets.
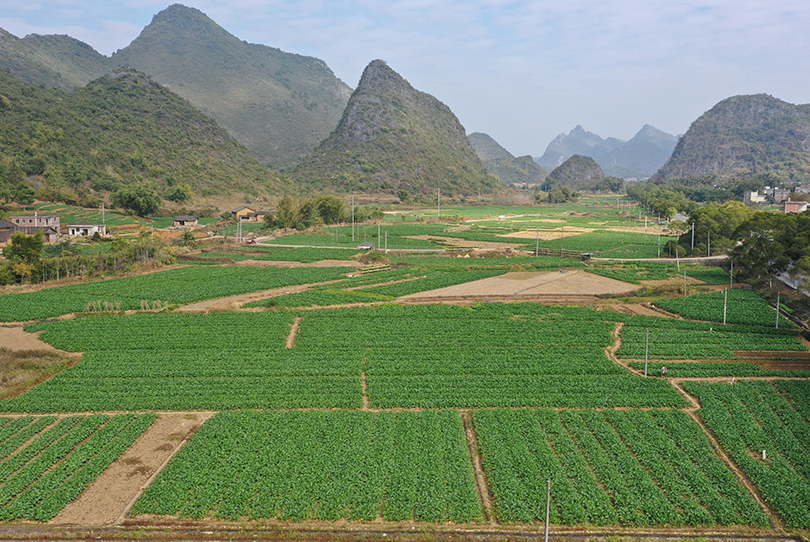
173,215,199,227
68,224,107,237
358,241,375,250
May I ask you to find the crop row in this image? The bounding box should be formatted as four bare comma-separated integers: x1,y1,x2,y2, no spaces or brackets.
473,409,767,526
683,381,810,528
132,410,482,522
654,288,795,328
0,266,351,322
0,414,155,520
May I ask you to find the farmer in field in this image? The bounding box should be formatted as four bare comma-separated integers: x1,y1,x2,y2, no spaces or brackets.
661,365,667,377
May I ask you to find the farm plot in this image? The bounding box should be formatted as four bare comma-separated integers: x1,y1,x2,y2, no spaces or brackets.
0,265,351,322
296,304,687,408
1,312,362,412
683,380,810,528
131,410,482,522
617,316,807,360
537,231,676,258
0,413,156,521
473,409,768,526
654,288,794,328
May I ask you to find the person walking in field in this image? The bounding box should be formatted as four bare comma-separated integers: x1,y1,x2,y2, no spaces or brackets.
661,365,667,377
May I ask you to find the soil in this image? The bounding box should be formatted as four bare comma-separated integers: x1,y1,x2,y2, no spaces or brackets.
0,326,61,352
400,270,639,303
404,235,526,250
52,412,215,526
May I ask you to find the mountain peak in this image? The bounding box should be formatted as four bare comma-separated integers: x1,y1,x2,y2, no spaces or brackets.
291,59,501,195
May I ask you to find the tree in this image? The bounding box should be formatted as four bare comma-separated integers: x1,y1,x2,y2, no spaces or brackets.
315,195,346,224
4,230,44,266
166,183,193,203
112,184,162,217
264,195,317,230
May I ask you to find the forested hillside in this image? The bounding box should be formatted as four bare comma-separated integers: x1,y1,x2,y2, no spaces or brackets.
0,68,276,205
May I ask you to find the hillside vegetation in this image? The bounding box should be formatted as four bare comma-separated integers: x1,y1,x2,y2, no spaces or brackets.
291,60,502,197
0,4,352,170
469,133,547,186
0,68,275,204
656,94,810,183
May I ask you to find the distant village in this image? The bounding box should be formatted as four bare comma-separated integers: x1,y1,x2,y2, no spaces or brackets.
0,206,269,246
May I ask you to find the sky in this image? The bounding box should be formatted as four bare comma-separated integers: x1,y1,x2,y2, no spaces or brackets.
2,0,810,157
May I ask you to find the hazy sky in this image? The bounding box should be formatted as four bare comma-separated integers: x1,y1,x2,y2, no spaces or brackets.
2,0,809,157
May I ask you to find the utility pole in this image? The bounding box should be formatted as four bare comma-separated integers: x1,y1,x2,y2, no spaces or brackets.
378,224,381,249
437,188,441,218
644,328,649,377
707,230,711,256
351,195,355,243
536,228,540,257
730,260,734,288
544,480,551,542
776,292,781,329
560,228,564,257
691,223,695,255
683,268,687,296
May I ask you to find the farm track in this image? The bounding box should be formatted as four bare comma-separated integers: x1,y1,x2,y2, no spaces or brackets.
461,410,495,524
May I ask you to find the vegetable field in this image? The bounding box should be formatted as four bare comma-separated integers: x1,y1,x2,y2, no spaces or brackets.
474,409,768,526
0,265,351,322
655,288,795,328
132,410,482,522
0,413,156,520
683,381,810,528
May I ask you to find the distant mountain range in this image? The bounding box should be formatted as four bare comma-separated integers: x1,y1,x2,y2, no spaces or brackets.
0,4,351,170
536,125,678,179
468,133,547,186
655,94,810,183
290,60,501,196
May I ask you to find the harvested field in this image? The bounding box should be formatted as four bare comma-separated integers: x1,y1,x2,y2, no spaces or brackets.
400,270,639,302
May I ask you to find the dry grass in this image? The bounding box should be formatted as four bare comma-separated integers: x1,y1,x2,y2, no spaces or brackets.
0,347,70,398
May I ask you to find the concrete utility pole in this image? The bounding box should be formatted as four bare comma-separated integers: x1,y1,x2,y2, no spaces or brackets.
776,292,781,329
351,195,355,243
536,228,540,256
723,288,728,325
691,223,695,255
544,480,552,542
644,328,649,377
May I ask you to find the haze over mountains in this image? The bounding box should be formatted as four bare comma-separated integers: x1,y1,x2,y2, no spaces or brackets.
468,133,547,186
536,125,679,179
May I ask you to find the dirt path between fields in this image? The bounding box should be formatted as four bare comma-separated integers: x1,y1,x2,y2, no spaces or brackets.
176,280,344,312
52,412,214,526
286,316,301,348
460,410,494,524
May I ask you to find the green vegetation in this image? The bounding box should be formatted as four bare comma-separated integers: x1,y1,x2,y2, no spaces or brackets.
542,154,604,192
654,288,794,327
684,381,810,528
290,60,500,196
0,413,155,520
0,265,350,321
132,410,481,522
474,409,768,525
617,316,806,360
0,68,275,207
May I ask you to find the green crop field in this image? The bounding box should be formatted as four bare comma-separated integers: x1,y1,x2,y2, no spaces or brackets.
132,410,481,522
0,413,155,521
474,408,768,525
683,381,810,528
655,288,794,328
0,265,351,322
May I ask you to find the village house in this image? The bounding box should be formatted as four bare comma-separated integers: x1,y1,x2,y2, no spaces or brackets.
230,206,255,221
743,191,767,204
67,224,107,237
784,200,808,214
6,213,60,243
173,215,199,227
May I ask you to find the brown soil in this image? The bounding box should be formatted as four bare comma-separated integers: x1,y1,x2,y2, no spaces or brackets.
0,326,61,352
460,410,494,524
405,235,526,250
52,412,215,526
400,270,638,303
286,316,302,348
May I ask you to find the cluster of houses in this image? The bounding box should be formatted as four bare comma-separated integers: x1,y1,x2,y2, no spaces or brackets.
742,186,810,213
0,213,108,245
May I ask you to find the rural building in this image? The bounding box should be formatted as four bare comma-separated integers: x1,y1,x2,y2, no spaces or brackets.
795,185,810,195
230,206,255,220
5,214,60,243
9,213,60,230
245,211,268,222
671,212,690,223
764,187,790,203
358,241,375,250
743,191,767,204
785,200,808,213
67,224,107,237
173,215,198,227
